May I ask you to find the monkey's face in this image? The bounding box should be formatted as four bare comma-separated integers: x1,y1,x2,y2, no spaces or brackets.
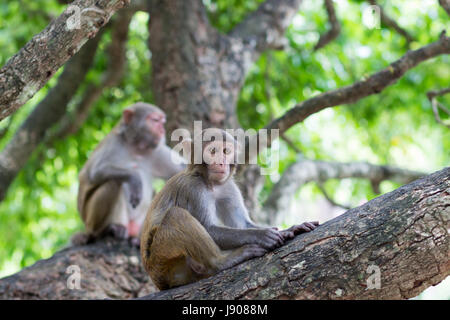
203,140,235,184
121,106,167,151
146,111,166,141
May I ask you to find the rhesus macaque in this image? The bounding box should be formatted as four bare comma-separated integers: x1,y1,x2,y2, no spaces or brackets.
140,128,319,290
74,102,185,246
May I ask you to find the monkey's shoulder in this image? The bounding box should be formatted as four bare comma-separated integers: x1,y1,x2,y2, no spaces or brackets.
164,171,208,191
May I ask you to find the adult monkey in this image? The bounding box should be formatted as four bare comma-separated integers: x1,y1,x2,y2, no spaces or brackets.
140,128,319,289
74,102,186,246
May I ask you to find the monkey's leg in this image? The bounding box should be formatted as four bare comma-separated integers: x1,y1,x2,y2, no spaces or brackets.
83,181,125,238
147,207,266,289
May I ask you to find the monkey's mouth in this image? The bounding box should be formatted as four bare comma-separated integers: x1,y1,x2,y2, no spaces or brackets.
211,170,226,175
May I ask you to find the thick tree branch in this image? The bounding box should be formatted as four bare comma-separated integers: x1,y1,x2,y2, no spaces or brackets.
141,167,449,299
0,167,447,300
229,0,302,56
244,31,449,156
314,0,341,51
261,159,425,225
427,87,450,128
0,238,158,299
0,0,130,121
0,33,103,202
368,0,414,45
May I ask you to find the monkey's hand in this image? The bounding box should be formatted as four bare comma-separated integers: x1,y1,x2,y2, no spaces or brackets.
125,175,143,208
280,221,319,240
251,228,284,250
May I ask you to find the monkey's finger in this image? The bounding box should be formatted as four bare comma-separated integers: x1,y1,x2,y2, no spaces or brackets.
304,222,317,230
268,234,283,246
268,230,284,242
297,224,312,233
289,225,307,234
281,231,295,240
274,232,285,244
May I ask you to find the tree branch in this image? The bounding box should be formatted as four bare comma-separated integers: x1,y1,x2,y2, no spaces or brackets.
314,0,341,51
244,31,449,156
0,0,130,121
141,167,449,299
316,181,351,210
368,0,414,45
229,0,302,56
49,8,134,141
0,33,103,202
427,87,450,128
0,167,447,300
261,159,425,225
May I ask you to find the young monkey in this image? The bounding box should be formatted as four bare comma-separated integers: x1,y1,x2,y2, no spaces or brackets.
140,128,319,290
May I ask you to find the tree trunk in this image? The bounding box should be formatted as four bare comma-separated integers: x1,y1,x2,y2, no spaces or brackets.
148,0,243,135
0,167,448,300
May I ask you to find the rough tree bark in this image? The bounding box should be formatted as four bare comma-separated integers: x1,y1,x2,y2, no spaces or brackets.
0,0,130,121
0,167,448,300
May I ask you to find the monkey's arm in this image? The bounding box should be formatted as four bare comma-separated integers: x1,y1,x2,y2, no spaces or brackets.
207,224,284,250
150,144,186,179
89,164,143,208
215,181,260,229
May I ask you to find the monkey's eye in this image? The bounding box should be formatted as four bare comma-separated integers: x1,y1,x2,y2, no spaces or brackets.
223,147,231,155
209,147,216,155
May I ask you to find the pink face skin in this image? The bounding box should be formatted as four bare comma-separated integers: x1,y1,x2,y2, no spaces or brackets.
204,141,235,184
146,112,166,139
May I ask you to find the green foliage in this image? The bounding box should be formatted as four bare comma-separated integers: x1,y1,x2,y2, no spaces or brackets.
0,0,448,292
237,0,449,207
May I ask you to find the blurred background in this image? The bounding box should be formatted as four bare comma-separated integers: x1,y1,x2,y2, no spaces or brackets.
0,0,448,298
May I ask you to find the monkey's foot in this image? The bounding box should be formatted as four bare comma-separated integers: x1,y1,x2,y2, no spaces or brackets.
129,236,140,248
103,223,129,240
70,232,94,246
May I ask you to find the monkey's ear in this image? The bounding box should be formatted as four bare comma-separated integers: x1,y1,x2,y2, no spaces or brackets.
123,108,135,124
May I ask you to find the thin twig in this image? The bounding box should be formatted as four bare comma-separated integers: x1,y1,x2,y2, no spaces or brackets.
314,0,341,51
427,87,450,128
317,182,351,210
368,0,414,45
